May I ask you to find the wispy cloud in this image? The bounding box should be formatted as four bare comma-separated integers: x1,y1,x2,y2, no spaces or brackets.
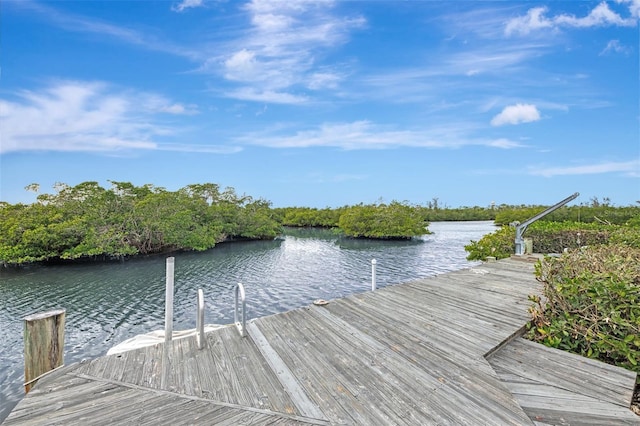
0,80,232,154
171,0,204,13
530,160,640,177
210,0,365,104
491,104,541,126
235,120,525,150
600,39,633,55
156,143,241,154
223,88,308,104
439,5,522,40
506,3,637,36
11,0,199,60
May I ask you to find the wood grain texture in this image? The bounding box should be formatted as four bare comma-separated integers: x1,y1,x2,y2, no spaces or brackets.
5,257,638,425
488,337,639,425
23,309,66,393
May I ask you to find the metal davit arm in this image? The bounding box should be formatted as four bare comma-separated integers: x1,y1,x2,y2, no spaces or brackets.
514,192,579,255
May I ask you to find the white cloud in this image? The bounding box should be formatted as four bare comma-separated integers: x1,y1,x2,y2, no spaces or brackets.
616,0,640,18
0,81,218,154
530,160,640,177
505,3,637,36
16,1,199,60
487,138,526,149
235,120,525,150
307,72,342,90
138,94,200,115
215,0,365,103
158,103,199,115
491,104,541,126
224,49,260,82
600,39,632,55
505,7,554,36
171,0,204,13
555,2,635,27
224,88,308,104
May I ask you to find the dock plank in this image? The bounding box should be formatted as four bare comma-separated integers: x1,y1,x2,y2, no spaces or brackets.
4,257,638,425
488,337,639,425
488,337,637,408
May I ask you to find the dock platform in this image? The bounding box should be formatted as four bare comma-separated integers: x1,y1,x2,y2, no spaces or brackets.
3,257,638,425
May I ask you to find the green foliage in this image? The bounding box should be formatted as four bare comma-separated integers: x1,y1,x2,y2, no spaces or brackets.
0,181,282,265
420,206,497,222
276,207,343,228
277,202,638,228
527,245,640,373
494,205,639,226
338,202,429,239
527,221,612,254
235,198,281,240
464,220,640,261
609,226,640,248
464,226,514,261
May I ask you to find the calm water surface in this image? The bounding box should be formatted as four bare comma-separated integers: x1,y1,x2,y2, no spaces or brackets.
0,221,497,420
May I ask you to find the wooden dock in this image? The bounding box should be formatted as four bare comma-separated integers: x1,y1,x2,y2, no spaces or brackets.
4,258,638,425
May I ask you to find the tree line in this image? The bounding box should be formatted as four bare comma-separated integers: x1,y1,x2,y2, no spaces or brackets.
2,181,638,266
0,181,280,265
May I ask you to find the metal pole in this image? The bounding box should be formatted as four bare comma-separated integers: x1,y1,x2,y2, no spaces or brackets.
234,283,246,337
165,257,175,342
371,259,377,291
196,288,205,349
515,192,579,255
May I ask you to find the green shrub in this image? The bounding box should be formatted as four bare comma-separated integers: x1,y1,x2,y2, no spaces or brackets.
338,202,428,239
527,221,611,253
464,226,515,260
609,226,640,248
527,245,640,372
464,220,639,261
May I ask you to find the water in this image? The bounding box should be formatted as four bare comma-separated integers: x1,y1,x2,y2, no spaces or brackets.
0,221,496,421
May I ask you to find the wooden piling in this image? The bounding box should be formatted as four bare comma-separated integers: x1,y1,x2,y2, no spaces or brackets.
23,309,65,393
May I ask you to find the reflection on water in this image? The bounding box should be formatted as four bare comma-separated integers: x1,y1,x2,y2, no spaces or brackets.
0,221,496,421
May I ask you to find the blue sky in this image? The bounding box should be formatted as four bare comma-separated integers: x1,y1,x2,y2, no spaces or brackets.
1,0,638,208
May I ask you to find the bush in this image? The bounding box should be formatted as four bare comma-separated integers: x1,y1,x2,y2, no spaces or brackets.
527,221,611,253
338,202,428,239
527,245,640,372
464,226,515,261
464,221,640,261
610,226,640,248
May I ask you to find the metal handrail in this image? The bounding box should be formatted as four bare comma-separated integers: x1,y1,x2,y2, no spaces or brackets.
234,283,246,337
515,192,579,255
196,288,205,349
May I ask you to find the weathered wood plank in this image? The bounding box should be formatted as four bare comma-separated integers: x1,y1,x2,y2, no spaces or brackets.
256,306,532,425
6,258,638,426
246,320,327,421
4,372,328,426
488,337,637,408
308,305,533,425
509,383,640,425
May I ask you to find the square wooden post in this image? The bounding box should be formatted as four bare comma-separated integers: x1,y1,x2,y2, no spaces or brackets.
24,309,65,393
